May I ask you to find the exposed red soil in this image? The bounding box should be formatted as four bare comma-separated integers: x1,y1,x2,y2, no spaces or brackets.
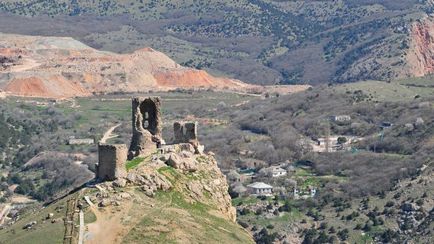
154,70,247,89
0,33,308,98
407,17,434,76
5,76,90,98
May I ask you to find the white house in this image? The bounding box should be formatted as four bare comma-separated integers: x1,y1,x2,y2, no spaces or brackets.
294,187,317,199
68,138,94,145
331,115,351,122
272,167,287,177
247,182,273,196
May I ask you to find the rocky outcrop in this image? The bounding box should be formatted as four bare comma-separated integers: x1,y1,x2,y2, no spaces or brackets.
95,149,236,222
165,153,198,172
407,16,434,77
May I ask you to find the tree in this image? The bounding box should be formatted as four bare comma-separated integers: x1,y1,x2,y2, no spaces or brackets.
337,229,349,241
255,228,278,244
337,136,347,145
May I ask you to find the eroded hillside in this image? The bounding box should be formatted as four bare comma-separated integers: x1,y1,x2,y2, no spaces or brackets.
1,0,434,84
0,33,255,98
0,150,254,243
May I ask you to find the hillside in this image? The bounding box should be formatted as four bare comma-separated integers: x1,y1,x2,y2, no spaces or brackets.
1,1,434,84
193,79,434,242
0,82,432,243
0,150,253,243
0,33,256,98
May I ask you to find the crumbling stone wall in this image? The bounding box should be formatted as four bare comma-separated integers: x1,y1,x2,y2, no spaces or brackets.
174,121,197,143
129,97,162,159
174,121,203,153
97,144,127,181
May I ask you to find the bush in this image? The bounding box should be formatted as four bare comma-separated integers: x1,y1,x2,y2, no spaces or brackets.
385,201,395,208
337,229,349,241
238,221,249,229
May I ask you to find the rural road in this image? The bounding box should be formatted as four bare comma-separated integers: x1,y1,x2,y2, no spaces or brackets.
78,210,84,244
100,123,121,144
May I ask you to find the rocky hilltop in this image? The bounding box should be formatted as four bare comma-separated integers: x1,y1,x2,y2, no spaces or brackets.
0,97,253,243
84,148,244,243
0,33,255,98
0,149,253,243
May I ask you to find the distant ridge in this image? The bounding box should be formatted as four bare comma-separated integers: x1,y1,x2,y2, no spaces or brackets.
0,33,257,98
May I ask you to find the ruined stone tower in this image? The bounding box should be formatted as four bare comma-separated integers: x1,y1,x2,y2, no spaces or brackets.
174,121,198,144
173,121,203,153
128,97,162,159
97,144,128,181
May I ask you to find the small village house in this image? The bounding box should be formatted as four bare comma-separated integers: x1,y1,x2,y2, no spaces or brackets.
247,182,273,196
68,138,95,145
272,167,287,177
294,187,317,199
331,115,351,123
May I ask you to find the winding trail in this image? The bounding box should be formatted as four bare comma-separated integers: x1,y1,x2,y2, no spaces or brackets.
0,204,11,225
78,210,85,244
100,123,121,144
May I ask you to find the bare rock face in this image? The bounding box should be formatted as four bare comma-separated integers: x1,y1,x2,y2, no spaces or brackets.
166,153,198,172
128,97,162,159
125,170,172,197
112,178,127,188
93,151,236,223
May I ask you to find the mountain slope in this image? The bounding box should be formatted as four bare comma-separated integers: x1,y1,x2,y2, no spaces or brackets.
0,33,255,98
0,150,253,243
0,1,434,84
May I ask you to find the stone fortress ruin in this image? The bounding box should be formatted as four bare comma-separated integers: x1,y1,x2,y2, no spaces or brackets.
96,97,202,181
128,97,163,160
96,144,127,181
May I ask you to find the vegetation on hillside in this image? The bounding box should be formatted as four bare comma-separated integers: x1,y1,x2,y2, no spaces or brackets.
0,81,432,242
0,0,431,84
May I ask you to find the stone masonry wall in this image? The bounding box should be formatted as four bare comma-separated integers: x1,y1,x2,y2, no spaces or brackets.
128,97,162,159
97,144,128,181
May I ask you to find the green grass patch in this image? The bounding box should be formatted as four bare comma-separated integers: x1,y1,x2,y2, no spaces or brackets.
295,168,313,177
84,208,97,224
301,177,320,188
157,166,181,184
126,157,145,170
231,196,260,206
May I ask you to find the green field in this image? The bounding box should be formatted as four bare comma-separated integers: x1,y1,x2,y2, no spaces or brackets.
334,79,434,102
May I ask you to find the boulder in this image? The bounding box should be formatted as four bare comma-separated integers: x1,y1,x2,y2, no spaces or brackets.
142,186,155,197
126,173,138,183
99,199,111,207
405,123,415,132
187,182,204,199
119,192,131,199
166,153,197,172
415,117,424,127
113,178,127,188
178,143,196,153
196,145,205,154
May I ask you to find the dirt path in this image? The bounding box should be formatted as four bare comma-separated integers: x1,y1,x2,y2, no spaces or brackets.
100,123,121,144
85,201,133,244
7,58,40,73
0,204,11,225
78,210,85,244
